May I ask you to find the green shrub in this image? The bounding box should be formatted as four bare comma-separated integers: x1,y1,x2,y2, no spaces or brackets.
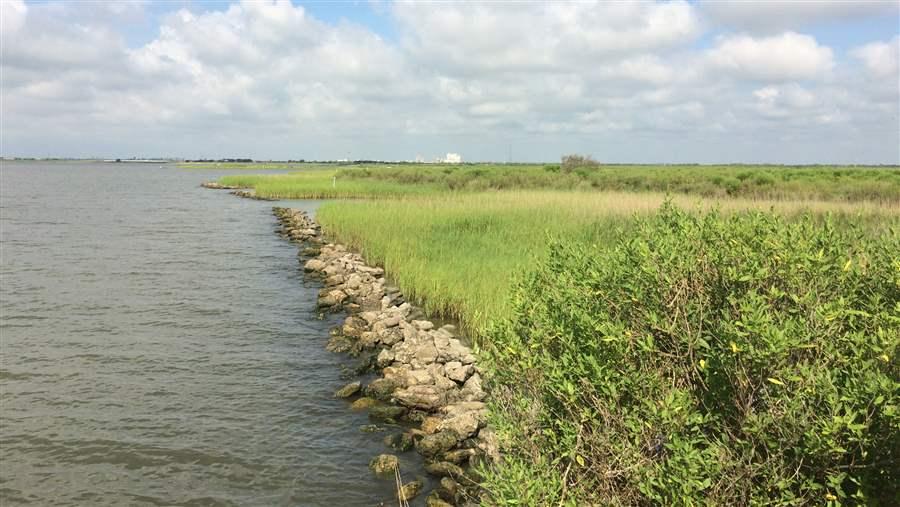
481,204,899,506
561,154,601,174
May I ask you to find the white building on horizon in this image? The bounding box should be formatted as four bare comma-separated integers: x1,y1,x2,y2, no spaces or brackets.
442,152,462,164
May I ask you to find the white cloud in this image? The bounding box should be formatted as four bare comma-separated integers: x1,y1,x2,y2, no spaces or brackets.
852,36,900,79
0,0,897,163
0,0,27,35
700,0,898,33
394,1,701,72
708,32,834,81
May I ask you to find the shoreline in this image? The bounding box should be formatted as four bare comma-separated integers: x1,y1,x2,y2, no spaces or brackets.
273,207,496,505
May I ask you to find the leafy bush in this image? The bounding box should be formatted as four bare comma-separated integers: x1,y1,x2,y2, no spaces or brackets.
481,204,899,506
561,154,601,174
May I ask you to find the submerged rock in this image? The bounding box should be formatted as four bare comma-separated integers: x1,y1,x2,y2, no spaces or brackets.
369,454,399,476
384,431,415,452
334,381,361,398
398,478,424,501
364,378,398,401
369,404,407,422
350,397,379,410
325,334,354,354
425,494,454,507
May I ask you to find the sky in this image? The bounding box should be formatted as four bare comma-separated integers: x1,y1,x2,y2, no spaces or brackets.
1,0,898,163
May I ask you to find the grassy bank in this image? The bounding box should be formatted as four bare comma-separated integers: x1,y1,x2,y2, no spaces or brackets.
219,163,898,504
217,163,900,202
318,191,898,338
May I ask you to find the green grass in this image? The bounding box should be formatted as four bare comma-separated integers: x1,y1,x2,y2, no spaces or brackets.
219,170,442,198
317,191,898,339
178,161,337,171
339,163,900,201
216,163,900,203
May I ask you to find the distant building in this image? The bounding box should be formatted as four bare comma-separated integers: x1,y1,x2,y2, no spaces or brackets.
415,154,425,163
443,152,462,164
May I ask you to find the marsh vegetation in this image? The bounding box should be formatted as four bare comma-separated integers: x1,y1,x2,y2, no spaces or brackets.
215,162,899,505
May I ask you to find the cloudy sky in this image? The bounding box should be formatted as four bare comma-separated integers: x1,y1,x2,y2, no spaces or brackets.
2,0,898,163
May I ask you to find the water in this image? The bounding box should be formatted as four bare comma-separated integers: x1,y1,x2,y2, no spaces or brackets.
0,162,426,506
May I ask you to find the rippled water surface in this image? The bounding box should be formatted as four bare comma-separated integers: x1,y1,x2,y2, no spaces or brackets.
0,162,424,506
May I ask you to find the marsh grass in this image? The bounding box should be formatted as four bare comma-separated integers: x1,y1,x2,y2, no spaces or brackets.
317,191,899,340
217,163,900,202
219,171,441,198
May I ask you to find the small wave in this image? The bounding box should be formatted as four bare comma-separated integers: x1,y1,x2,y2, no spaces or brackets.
0,370,43,381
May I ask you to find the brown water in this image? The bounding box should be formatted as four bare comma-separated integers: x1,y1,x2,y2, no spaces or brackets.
0,161,429,506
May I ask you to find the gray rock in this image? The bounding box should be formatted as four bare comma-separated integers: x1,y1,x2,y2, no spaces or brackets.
324,274,345,286
304,259,326,272
350,397,378,410
341,322,365,339
369,454,398,476
382,314,403,327
436,477,460,503
444,362,474,383
369,404,407,422
383,431,414,452
334,381,361,398
375,348,395,368
364,378,398,401
437,411,483,439
425,494,454,507
442,448,476,465
345,273,362,289
424,461,465,479
317,289,346,308
412,319,434,331
398,478,423,501
325,335,353,353
378,327,403,346
393,384,448,411
415,430,459,458
414,343,439,366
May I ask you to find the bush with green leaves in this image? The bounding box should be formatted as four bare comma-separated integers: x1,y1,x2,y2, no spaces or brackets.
560,154,601,174
481,204,898,506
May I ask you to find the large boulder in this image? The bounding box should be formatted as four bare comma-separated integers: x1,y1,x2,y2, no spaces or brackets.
444,361,474,383
375,348,395,368
393,384,448,411
364,378,398,401
317,289,347,308
437,410,483,440
415,430,459,458
304,259,326,272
